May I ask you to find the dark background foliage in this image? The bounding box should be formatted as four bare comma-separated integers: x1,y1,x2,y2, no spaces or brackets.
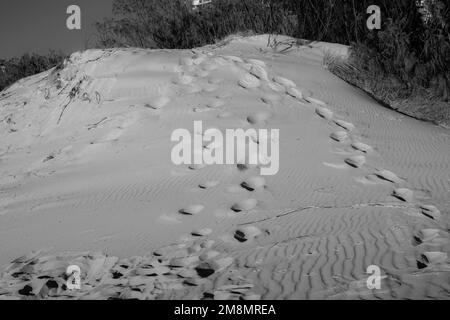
0,51,65,92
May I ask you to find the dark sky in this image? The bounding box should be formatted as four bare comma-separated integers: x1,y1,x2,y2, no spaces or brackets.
0,0,114,59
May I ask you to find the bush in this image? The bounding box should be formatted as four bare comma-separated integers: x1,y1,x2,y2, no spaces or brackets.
0,51,65,92
95,0,297,49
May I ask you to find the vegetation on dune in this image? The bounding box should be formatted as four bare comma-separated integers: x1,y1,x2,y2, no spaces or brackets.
95,0,449,102
1,0,448,123
0,51,65,92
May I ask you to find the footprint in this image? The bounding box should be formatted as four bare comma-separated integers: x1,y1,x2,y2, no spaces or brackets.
241,176,266,191
146,96,170,109
273,76,296,88
374,169,402,184
330,131,348,142
334,119,355,131
234,226,262,242
231,199,258,212
247,111,272,125
305,96,327,106
250,65,269,81
191,228,213,237
420,205,441,220
268,82,284,92
417,252,448,268
179,204,205,215
189,164,207,170
261,93,281,105
351,142,372,153
286,87,303,100
238,74,261,89
414,229,448,245
315,106,333,120
392,188,414,202
344,155,366,168
199,180,220,189
206,99,225,108
237,163,258,171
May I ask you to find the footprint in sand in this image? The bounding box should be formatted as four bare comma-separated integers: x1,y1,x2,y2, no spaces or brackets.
374,169,402,184
206,99,225,109
261,93,281,105
345,155,366,168
305,96,327,106
414,229,449,246
241,176,266,191
189,163,207,170
273,76,296,88
351,142,372,153
236,163,258,172
392,188,414,202
234,226,262,243
330,131,348,142
238,74,261,89
199,180,220,189
145,96,170,109
286,87,303,100
191,228,213,237
179,204,205,215
315,106,333,121
247,111,272,125
267,81,285,92
231,198,258,212
250,65,269,82
419,204,441,220
417,251,448,269
334,119,355,131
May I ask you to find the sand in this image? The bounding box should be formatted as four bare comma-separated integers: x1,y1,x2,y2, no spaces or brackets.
0,36,449,300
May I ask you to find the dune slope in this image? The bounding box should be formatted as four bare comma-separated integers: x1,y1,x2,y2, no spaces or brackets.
0,36,449,299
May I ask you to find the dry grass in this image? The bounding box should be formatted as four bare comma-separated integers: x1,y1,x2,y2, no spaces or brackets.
324,51,450,128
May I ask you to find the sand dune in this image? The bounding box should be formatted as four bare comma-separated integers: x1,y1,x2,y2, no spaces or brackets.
0,36,449,300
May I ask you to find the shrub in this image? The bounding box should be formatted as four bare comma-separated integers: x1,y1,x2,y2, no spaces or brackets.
0,51,65,92
95,0,297,49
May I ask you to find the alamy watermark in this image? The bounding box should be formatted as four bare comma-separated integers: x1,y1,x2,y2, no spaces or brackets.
171,121,279,175
366,265,382,290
